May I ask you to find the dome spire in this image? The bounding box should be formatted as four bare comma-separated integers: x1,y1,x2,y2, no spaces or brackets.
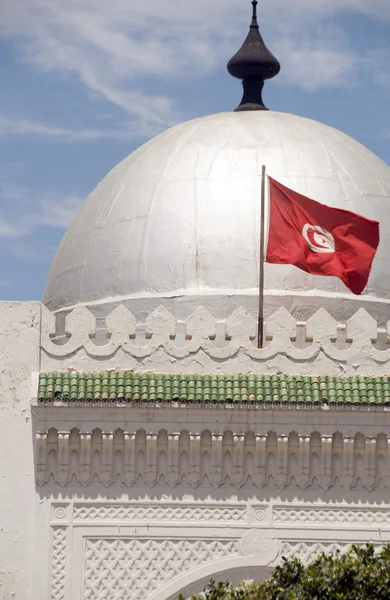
251,0,258,26
227,0,280,111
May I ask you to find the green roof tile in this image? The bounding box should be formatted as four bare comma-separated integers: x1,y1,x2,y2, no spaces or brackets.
36,372,390,407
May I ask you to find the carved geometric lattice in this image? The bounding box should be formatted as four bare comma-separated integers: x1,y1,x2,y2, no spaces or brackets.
83,538,238,600
281,541,352,563
51,527,67,600
275,508,390,525
74,504,246,523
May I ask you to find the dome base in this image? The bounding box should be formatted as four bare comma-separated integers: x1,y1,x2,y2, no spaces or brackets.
51,289,390,327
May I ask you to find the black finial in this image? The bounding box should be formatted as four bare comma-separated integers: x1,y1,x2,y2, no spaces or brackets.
251,0,258,25
227,0,280,111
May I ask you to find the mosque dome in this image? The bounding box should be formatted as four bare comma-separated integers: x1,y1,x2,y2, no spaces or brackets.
44,0,390,323
44,110,390,322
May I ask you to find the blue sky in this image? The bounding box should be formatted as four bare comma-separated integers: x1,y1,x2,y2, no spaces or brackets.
0,0,389,301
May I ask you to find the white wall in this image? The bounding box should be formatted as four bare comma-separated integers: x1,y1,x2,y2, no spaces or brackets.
3,299,390,599
0,302,40,599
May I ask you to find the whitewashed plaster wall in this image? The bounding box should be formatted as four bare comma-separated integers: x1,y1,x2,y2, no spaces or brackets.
33,302,390,599
3,300,390,599
0,302,40,600
31,408,390,600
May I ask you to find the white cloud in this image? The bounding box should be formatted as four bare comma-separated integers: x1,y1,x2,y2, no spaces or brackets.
0,177,84,238
276,25,359,91
0,217,24,238
0,116,152,141
273,0,390,20
26,194,85,230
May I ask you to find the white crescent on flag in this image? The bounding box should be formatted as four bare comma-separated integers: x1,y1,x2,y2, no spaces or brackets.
302,224,335,254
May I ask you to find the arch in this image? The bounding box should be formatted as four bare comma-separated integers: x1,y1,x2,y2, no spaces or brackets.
147,557,273,600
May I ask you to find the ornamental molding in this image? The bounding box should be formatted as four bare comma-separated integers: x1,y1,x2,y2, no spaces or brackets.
48,500,388,600
73,503,249,523
280,541,354,563
40,304,390,374
51,527,67,600
35,425,390,491
273,506,390,525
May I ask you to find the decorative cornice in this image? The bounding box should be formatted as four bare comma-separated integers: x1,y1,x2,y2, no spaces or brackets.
34,425,390,491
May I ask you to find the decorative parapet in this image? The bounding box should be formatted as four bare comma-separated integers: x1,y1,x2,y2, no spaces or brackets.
40,305,390,374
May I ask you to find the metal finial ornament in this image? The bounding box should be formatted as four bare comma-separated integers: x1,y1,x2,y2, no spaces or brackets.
251,0,258,25
227,0,280,111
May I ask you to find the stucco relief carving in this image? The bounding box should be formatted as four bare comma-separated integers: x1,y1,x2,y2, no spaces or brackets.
48,500,390,600
240,532,281,563
73,503,247,523
253,509,266,522
35,427,390,491
83,538,239,600
40,304,390,374
274,507,390,525
51,504,69,522
280,542,370,563
51,527,67,600
49,502,250,600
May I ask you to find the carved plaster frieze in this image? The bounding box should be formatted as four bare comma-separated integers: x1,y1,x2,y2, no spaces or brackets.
73,503,249,523
280,542,356,564
35,425,390,491
48,500,388,600
40,305,390,374
273,506,390,526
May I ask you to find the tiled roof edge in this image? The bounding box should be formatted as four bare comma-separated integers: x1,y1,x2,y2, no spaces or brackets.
37,372,390,407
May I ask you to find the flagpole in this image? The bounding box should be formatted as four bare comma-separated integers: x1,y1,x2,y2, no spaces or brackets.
258,165,266,349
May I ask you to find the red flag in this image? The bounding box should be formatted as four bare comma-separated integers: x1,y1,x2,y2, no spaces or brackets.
266,177,380,295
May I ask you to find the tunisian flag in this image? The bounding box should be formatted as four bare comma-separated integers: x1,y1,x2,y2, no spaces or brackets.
266,177,380,295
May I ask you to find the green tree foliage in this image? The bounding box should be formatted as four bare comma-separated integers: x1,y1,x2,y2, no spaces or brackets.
180,544,390,600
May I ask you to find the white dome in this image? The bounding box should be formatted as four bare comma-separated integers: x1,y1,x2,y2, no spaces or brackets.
44,111,390,322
